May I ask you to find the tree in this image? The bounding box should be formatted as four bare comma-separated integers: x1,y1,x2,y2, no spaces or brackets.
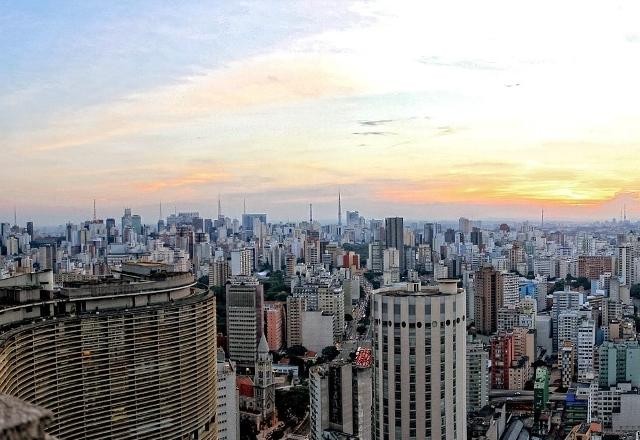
344,314,353,322
276,387,309,425
575,277,591,291
321,346,340,362
240,418,258,440
286,345,307,357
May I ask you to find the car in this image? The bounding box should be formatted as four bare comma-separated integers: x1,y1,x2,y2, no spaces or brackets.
514,391,521,396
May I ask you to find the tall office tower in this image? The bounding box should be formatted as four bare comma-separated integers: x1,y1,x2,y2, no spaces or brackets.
346,210,360,227
309,357,373,440
458,217,472,234
551,290,584,351
264,301,284,351
369,240,384,273
577,319,596,382
231,248,253,276
216,348,239,440
384,217,405,274
285,253,296,282
254,335,276,424
241,213,267,240
490,332,514,390
209,256,230,288
466,336,489,413
559,341,575,388
423,223,434,249
474,265,502,335
286,295,306,347
226,276,264,367
317,278,345,342
500,272,520,306
0,264,218,440
371,280,467,440
25,221,33,238
382,247,401,284
616,244,634,285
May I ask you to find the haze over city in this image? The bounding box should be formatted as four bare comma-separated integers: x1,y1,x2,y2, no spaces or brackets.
3,0,640,224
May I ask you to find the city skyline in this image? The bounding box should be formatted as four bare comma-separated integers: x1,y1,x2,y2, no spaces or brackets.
3,1,640,223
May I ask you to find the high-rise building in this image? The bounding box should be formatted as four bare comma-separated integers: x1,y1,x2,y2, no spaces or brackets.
216,348,239,440
466,336,489,413
578,256,613,280
241,213,267,240
309,357,373,440
490,332,514,390
533,367,550,412
226,276,264,367
209,256,230,288
368,240,384,273
286,295,306,348
577,319,596,382
371,280,467,439
598,341,640,388
0,264,218,440
384,217,405,274
559,341,575,388
264,302,284,351
473,265,502,335
616,244,634,285
231,248,253,276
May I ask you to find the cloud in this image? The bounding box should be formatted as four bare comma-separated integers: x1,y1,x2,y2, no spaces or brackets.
352,131,396,136
358,119,395,126
16,51,368,153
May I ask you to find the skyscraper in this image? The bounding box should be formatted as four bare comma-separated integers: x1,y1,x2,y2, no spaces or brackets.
0,264,218,440
384,217,405,274
473,265,502,335
467,336,489,413
309,357,373,440
226,276,264,367
371,280,467,439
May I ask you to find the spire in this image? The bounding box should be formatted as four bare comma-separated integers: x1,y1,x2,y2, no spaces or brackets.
13,205,17,227
258,333,269,355
338,190,342,226
93,199,97,222
541,207,544,229
243,197,246,215
218,193,222,219
309,203,313,223
159,201,162,221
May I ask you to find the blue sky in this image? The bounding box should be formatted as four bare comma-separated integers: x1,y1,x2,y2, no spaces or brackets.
2,1,640,225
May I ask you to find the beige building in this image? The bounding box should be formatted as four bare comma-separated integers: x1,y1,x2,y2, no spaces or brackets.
371,280,467,440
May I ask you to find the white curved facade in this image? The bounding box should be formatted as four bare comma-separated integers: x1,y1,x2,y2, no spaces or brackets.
0,267,217,440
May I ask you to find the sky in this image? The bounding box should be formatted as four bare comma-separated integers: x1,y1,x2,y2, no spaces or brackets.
2,0,640,225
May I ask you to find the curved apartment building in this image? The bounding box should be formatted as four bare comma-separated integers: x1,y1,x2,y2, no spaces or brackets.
0,263,217,440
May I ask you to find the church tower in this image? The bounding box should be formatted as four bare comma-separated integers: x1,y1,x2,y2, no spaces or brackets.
254,334,275,425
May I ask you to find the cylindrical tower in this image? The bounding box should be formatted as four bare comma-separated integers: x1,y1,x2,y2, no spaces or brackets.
371,280,467,440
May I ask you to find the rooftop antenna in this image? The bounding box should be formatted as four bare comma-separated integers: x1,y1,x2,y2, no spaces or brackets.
338,189,342,226
624,204,627,222
309,203,313,223
541,207,544,229
13,205,17,226
243,197,246,215
218,194,222,219
93,199,97,222
159,201,163,221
